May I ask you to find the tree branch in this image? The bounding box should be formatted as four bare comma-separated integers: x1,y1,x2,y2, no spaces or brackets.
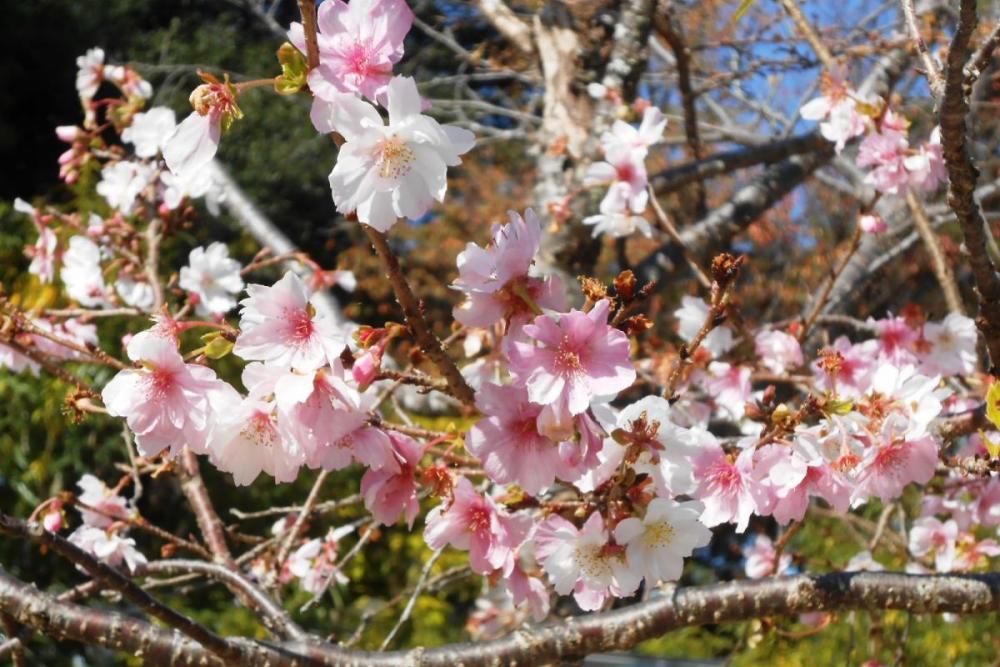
939,0,1000,372
3,567,999,666
363,226,475,406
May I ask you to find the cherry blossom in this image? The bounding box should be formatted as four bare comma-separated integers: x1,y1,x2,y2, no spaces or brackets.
164,77,241,178
534,512,639,611
287,525,354,593
207,394,304,485
452,209,566,328
599,106,667,158
857,128,910,195
179,243,245,316
234,271,346,369
921,313,977,376
76,474,130,528
327,76,475,231
613,498,712,584
97,161,155,215
115,276,156,311
905,127,947,192
466,383,563,495
691,446,764,533
909,516,959,572
121,107,177,158
360,432,422,527
508,299,636,439
754,329,804,375
582,183,653,239
102,333,237,458
675,296,734,358
424,477,530,575
289,0,413,104
75,47,105,104
61,236,110,307
799,74,868,151
859,213,888,235
743,534,792,578
68,526,147,573
850,416,938,505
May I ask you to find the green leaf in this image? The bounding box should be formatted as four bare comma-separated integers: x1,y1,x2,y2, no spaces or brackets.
731,0,757,22
274,42,308,95
986,380,1000,431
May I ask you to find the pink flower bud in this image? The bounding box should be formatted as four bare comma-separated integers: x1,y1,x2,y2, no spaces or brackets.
859,213,887,234
43,510,63,532
352,349,380,389
55,125,80,142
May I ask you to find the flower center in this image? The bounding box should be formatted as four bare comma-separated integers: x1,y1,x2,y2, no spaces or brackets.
142,365,176,400
643,521,675,548
374,136,415,180
241,411,278,447
554,336,583,372
347,42,372,75
286,307,316,344
574,544,613,581
467,506,491,534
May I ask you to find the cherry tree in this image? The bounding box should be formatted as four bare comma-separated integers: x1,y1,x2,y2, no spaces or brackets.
2,0,1000,664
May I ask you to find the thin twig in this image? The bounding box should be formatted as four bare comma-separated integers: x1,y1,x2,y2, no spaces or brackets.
363,225,475,406
380,548,444,650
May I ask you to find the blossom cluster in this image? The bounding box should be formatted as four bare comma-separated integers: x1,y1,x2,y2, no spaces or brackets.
801,71,946,232
8,0,997,638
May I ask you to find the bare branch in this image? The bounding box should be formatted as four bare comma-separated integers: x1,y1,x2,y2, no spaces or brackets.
939,0,1000,372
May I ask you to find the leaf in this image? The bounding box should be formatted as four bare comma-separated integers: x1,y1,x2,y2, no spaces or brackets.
985,380,1000,431
731,0,757,22
274,42,308,95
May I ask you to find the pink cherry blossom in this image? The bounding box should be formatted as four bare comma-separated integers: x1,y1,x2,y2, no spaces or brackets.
800,74,868,152
857,129,910,195
909,516,958,571
287,525,354,593
327,76,475,231
207,393,304,485
423,477,530,575
753,444,849,524
76,474,130,528
754,329,803,375
533,512,640,611
743,534,791,578
289,0,413,104
508,299,635,436
234,271,346,370
25,222,57,284
859,213,888,235
584,146,649,214
68,526,147,573
905,127,946,192
691,446,764,533
163,79,240,178
361,432,422,527
812,336,878,398
122,107,177,158
507,565,551,622
102,333,238,458
921,313,977,376
873,315,919,365
850,417,938,504
466,383,563,495
599,106,667,159
452,209,566,328
702,362,752,421
582,182,653,239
